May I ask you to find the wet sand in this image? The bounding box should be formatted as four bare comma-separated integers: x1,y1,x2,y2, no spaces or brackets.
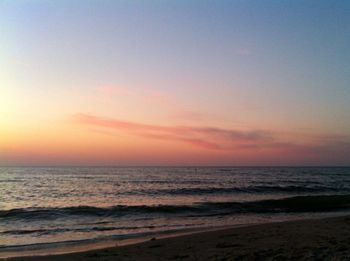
8,215,350,260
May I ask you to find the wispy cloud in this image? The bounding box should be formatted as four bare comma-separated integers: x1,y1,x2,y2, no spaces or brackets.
72,113,282,150
72,113,350,164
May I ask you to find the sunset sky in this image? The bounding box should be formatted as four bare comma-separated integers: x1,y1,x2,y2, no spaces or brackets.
1,0,350,166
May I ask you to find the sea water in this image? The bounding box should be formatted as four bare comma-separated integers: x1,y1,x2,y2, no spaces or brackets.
1,167,350,252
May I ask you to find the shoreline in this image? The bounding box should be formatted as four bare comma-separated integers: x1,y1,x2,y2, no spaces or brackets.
0,225,234,259
5,214,350,260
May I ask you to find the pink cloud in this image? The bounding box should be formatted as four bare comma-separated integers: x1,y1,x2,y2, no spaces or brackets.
73,113,275,150
72,113,350,163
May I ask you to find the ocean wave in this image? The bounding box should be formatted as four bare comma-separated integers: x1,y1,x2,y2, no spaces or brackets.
1,194,350,221
0,205,198,220
145,185,347,195
1,224,169,236
204,194,350,214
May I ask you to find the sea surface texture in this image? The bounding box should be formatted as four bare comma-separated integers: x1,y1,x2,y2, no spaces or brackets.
1,167,350,249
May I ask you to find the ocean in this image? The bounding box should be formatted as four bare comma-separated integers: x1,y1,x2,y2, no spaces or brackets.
1,167,350,254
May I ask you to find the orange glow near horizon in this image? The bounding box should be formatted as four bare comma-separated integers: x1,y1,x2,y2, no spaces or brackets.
1,109,349,166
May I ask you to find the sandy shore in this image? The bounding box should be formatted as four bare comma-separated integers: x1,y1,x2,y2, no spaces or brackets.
7,215,350,260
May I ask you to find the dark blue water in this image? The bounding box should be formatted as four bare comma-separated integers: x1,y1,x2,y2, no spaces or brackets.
1,167,350,250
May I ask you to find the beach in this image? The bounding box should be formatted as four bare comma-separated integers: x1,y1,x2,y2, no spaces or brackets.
2,167,350,260
8,215,350,260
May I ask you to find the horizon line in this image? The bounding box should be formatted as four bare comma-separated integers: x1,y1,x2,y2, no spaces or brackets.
1,165,349,168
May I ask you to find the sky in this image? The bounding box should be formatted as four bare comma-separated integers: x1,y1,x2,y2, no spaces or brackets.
1,0,350,166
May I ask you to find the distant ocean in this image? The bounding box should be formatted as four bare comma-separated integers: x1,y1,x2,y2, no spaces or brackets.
1,167,350,253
